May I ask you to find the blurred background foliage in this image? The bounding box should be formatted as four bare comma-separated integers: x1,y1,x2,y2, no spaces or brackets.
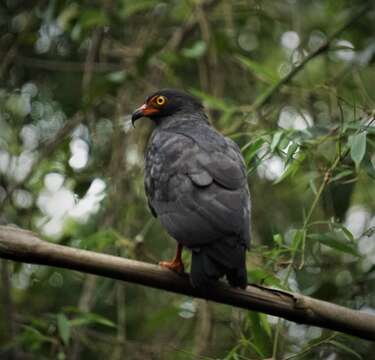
0,0,375,359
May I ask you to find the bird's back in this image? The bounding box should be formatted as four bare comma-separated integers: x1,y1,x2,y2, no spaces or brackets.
145,119,250,288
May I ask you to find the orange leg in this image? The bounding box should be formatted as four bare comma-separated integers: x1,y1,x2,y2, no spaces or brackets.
159,244,184,274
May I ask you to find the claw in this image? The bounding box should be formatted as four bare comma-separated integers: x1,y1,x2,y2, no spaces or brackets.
159,260,185,274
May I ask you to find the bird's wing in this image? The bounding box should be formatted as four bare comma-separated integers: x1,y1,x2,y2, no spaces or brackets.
166,124,247,190
146,125,251,249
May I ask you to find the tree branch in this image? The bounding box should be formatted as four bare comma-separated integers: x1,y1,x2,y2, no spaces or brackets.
0,225,374,341
251,2,373,111
5,55,125,72
164,0,221,52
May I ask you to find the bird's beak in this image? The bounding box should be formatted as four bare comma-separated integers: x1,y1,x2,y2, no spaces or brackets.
131,103,160,127
131,104,147,127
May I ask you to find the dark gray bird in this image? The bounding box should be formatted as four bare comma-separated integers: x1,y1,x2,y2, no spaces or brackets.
132,89,251,288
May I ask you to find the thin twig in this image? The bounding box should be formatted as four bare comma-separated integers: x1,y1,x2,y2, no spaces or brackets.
6,56,125,72
82,27,105,95
250,2,373,111
164,0,221,52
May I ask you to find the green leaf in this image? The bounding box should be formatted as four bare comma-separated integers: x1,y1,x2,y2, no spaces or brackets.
362,153,375,179
309,178,318,195
79,9,109,29
331,223,354,242
363,226,375,237
330,169,354,183
57,314,70,346
292,229,305,251
69,312,116,328
270,131,284,152
273,163,295,184
349,132,367,168
329,340,363,359
248,267,285,288
273,233,283,246
120,0,157,17
308,233,359,256
285,142,299,165
190,89,235,112
182,41,207,59
259,313,272,337
57,3,79,30
242,138,265,164
248,312,271,357
237,55,279,84
20,325,56,345
274,153,305,184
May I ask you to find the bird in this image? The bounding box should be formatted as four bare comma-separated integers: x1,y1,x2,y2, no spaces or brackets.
131,89,251,289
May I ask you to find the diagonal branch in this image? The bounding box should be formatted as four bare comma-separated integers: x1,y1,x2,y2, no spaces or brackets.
0,225,374,341
250,2,374,111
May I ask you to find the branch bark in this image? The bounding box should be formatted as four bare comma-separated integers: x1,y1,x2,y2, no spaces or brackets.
0,225,374,341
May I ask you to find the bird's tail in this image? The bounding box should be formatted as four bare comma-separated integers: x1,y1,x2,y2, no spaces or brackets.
190,238,247,289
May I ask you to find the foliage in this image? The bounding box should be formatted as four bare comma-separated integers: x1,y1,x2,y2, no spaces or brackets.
0,0,375,359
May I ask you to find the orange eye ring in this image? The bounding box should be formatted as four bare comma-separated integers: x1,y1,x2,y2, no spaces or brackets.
154,95,166,107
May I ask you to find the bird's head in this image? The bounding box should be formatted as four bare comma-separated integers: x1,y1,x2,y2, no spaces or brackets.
131,89,204,127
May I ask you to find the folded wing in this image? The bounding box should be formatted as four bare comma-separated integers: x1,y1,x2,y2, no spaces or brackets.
145,125,251,249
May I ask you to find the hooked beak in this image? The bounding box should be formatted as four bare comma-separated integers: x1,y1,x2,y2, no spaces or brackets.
131,103,160,128
131,104,147,128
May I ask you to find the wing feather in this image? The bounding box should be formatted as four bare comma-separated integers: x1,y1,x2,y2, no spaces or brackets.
145,124,251,249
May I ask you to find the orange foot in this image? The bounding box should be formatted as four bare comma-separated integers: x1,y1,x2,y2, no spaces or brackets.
159,260,185,274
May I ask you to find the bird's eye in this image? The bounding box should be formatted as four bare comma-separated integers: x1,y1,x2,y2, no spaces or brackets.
154,96,166,107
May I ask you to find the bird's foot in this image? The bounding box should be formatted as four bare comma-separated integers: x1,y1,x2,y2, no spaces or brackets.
159,260,185,274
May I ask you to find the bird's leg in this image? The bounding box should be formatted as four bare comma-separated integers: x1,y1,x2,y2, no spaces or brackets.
159,244,185,274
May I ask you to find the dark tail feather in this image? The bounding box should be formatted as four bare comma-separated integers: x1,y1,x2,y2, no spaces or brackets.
190,248,224,288
190,239,248,289
226,264,247,289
